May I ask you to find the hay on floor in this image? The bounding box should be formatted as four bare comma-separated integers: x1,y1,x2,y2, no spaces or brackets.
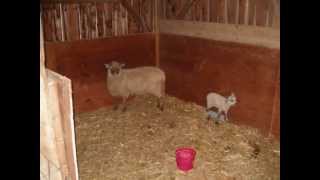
75,95,280,180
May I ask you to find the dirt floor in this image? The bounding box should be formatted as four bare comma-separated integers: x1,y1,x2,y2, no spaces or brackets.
75,95,280,180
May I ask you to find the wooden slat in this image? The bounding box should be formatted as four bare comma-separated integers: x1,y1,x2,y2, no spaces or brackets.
96,3,105,37
235,0,239,24
62,4,70,41
248,0,256,25
227,0,237,24
79,4,86,39
68,4,80,40
271,0,279,28
255,0,268,26
207,0,210,22
212,0,225,23
238,0,246,24
104,2,113,36
59,4,66,41
42,10,53,41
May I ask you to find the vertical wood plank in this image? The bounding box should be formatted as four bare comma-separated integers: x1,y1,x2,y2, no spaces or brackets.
224,0,228,23
227,0,237,24
59,4,65,41
79,4,86,39
255,0,268,26
54,4,62,41
104,2,113,36
96,3,105,38
235,0,239,24
238,0,245,24
68,4,80,41
248,0,256,25
42,7,53,41
211,0,220,23
62,4,69,41
207,0,211,22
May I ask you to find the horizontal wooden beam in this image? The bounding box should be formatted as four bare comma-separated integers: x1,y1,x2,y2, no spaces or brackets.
159,19,280,49
41,0,114,4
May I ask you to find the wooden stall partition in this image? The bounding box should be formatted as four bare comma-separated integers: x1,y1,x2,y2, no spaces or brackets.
159,20,279,49
40,17,79,180
159,33,280,138
269,67,280,139
45,33,156,113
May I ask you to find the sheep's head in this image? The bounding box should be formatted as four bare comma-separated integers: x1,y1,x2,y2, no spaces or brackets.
104,61,125,76
226,93,237,106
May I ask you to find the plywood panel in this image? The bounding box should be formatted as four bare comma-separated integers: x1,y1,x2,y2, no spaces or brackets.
45,33,156,113
159,34,280,136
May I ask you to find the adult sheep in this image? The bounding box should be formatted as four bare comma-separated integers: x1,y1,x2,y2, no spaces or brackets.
104,61,166,112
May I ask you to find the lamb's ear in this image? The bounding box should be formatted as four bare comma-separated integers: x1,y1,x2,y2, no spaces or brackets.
104,64,110,69
231,92,235,97
121,63,125,68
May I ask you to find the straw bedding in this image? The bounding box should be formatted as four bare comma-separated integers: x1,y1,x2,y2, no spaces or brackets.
75,95,280,180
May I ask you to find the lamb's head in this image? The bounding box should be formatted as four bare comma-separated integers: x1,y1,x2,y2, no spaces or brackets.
226,92,237,106
104,61,125,77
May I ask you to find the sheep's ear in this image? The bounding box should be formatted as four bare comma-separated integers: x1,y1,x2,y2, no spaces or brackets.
104,64,110,69
121,63,125,68
231,92,235,97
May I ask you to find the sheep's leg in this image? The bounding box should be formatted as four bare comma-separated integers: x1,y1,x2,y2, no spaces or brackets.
113,104,119,111
121,96,128,112
157,80,165,112
157,97,164,111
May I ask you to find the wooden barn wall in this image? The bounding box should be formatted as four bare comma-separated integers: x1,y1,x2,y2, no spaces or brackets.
160,0,280,29
41,0,156,42
45,33,156,113
159,34,280,138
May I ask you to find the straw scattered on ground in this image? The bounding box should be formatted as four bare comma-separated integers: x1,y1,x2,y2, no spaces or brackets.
75,95,280,180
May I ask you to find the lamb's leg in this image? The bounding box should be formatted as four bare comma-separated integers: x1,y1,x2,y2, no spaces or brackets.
225,110,229,121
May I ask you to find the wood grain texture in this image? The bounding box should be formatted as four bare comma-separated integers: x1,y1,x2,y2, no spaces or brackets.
41,17,78,179
45,33,156,113
269,67,280,139
159,19,280,49
159,33,280,137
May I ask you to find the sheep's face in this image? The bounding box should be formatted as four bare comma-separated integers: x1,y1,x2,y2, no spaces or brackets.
105,61,125,76
227,93,237,106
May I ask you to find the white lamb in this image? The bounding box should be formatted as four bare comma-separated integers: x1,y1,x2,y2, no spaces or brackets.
104,61,166,112
206,92,237,121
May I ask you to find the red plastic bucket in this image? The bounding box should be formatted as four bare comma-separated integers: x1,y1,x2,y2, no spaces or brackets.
175,148,196,172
